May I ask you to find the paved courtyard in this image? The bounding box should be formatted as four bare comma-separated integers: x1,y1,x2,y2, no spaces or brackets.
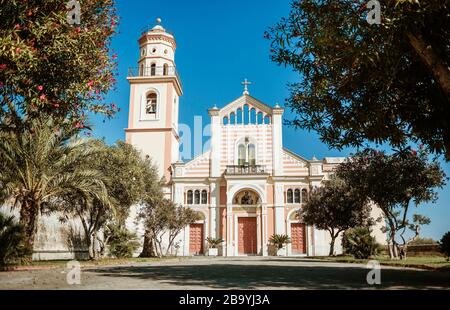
0,257,449,290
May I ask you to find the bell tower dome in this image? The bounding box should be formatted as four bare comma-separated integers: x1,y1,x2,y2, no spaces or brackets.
125,18,183,183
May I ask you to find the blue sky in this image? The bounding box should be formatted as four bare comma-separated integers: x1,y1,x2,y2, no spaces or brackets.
90,0,450,240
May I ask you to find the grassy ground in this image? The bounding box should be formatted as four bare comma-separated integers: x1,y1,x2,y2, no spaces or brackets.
312,255,450,271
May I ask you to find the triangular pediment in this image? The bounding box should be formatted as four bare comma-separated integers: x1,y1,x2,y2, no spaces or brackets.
219,94,274,117
282,148,310,166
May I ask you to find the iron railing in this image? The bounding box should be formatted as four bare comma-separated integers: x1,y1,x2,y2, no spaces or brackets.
225,165,266,175
128,65,177,77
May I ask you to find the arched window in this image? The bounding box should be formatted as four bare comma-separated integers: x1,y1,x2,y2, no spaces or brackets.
194,190,200,204
264,115,271,124
163,63,169,75
150,63,156,76
146,92,157,114
301,188,308,203
257,112,263,124
139,64,144,76
237,108,243,124
223,116,229,125
230,112,236,124
294,189,300,203
201,190,208,204
287,189,293,204
238,144,246,166
248,144,256,166
243,104,249,124
250,108,256,124
187,190,193,205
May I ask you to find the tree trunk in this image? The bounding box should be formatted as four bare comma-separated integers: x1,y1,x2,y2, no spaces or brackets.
406,32,450,101
139,231,156,257
388,233,400,260
19,199,40,259
329,236,336,256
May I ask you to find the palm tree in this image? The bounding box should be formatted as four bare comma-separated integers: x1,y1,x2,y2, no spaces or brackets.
269,234,291,250
0,212,28,266
0,118,109,257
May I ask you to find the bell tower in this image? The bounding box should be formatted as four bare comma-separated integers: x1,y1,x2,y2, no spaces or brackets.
125,18,182,182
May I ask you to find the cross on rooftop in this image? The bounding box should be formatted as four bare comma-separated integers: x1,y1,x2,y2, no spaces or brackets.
241,78,252,95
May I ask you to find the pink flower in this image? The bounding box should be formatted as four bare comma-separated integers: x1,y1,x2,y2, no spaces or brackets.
39,94,46,101
0,64,6,70
111,103,117,109
53,103,60,108
16,48,21,54
37,85,43,91
14,24,21,30
75,27,81,33
411,150,417,156
75,121,84,129
112,54,118,60
87,80,94,87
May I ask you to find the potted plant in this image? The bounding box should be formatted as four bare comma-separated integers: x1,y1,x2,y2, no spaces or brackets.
269,234,291,256
206,237,224,256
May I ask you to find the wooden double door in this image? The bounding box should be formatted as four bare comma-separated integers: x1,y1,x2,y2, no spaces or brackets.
291,223,307,254
238,217,257,255
189,223,204,255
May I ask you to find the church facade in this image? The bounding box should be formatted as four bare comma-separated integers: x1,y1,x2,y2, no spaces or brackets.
124,20,381,257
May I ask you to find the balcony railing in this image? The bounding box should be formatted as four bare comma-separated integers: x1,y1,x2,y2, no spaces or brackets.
225,165,266,175
128,66,181,84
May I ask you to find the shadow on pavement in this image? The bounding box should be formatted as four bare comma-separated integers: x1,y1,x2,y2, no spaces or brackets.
88,263,450,289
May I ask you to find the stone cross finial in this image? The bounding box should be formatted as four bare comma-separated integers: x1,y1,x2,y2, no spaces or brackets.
241,78,252,95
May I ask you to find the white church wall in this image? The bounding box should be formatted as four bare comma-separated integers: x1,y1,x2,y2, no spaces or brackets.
0,204,89,261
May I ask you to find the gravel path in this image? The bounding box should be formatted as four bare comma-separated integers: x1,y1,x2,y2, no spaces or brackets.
1,257,449,290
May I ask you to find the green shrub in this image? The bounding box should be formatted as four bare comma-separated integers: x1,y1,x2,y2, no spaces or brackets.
342,227,379,259
408,237,438,245
439,231,450,261
0,212,29,266
106,225,140,258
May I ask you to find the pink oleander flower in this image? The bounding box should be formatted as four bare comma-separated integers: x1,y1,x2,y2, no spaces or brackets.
87,80,94,87
39,94,46,101
37,85,43,91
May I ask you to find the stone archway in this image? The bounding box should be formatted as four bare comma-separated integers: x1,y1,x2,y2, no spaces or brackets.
225,187,267,256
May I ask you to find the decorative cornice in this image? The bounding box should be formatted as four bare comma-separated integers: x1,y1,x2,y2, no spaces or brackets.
127,76,183,96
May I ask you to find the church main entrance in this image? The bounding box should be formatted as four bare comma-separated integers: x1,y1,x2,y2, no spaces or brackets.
238,217,257,255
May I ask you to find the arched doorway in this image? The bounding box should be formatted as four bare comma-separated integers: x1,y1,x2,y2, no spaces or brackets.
287,209,307,255
189,211,206,255
232,189,261,255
